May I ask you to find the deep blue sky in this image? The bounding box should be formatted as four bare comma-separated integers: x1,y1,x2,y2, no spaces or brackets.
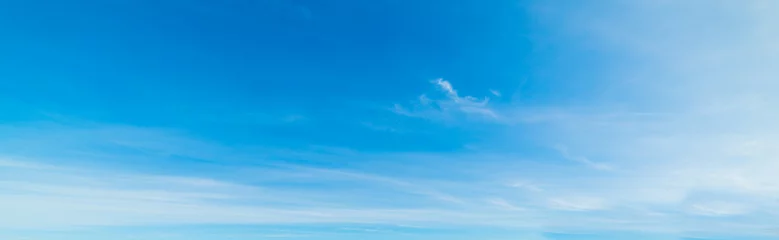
1,1,778,240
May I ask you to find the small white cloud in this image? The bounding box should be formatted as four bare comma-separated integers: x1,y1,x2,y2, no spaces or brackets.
394,79,499,121
489,89,502,97
433,78,458,98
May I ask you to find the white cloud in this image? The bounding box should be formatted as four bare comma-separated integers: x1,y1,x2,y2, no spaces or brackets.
1,121,779,236
433,78,458,98
0,160,472,229
489,89,502,97
394,78,498,122
554,145,613,171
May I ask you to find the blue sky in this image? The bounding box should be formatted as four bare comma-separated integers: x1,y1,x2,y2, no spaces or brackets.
1,0,779,239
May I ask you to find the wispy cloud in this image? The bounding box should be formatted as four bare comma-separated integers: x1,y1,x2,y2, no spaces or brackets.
1,121,779,236
486,198,525,211
0,158,55,170
507,181,543,192
394,78,498,122
689,202,750,217
553,145,613,171
489,89,501,97
0,158,467,229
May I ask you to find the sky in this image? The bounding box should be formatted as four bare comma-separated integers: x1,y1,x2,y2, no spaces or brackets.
1,0,779,239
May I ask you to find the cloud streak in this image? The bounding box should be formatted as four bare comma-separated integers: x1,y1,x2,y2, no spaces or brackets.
394,78,498,122
2,120,779,237
554,145,613,171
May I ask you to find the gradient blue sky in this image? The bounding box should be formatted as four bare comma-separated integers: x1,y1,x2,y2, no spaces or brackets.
2,0,779,240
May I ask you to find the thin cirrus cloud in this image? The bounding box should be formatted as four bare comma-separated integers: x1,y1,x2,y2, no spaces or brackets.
553,145,613,171
393,78,498,122
489,89,501,97
2,119,779,237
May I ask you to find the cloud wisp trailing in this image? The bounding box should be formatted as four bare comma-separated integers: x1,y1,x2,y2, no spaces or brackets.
2,118,779,238
393,78,498,122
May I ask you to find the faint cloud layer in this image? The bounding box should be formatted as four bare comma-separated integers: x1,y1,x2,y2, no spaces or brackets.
1,120,779,236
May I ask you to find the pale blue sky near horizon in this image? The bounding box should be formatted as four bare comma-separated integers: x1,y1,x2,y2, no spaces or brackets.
2,0,779,239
